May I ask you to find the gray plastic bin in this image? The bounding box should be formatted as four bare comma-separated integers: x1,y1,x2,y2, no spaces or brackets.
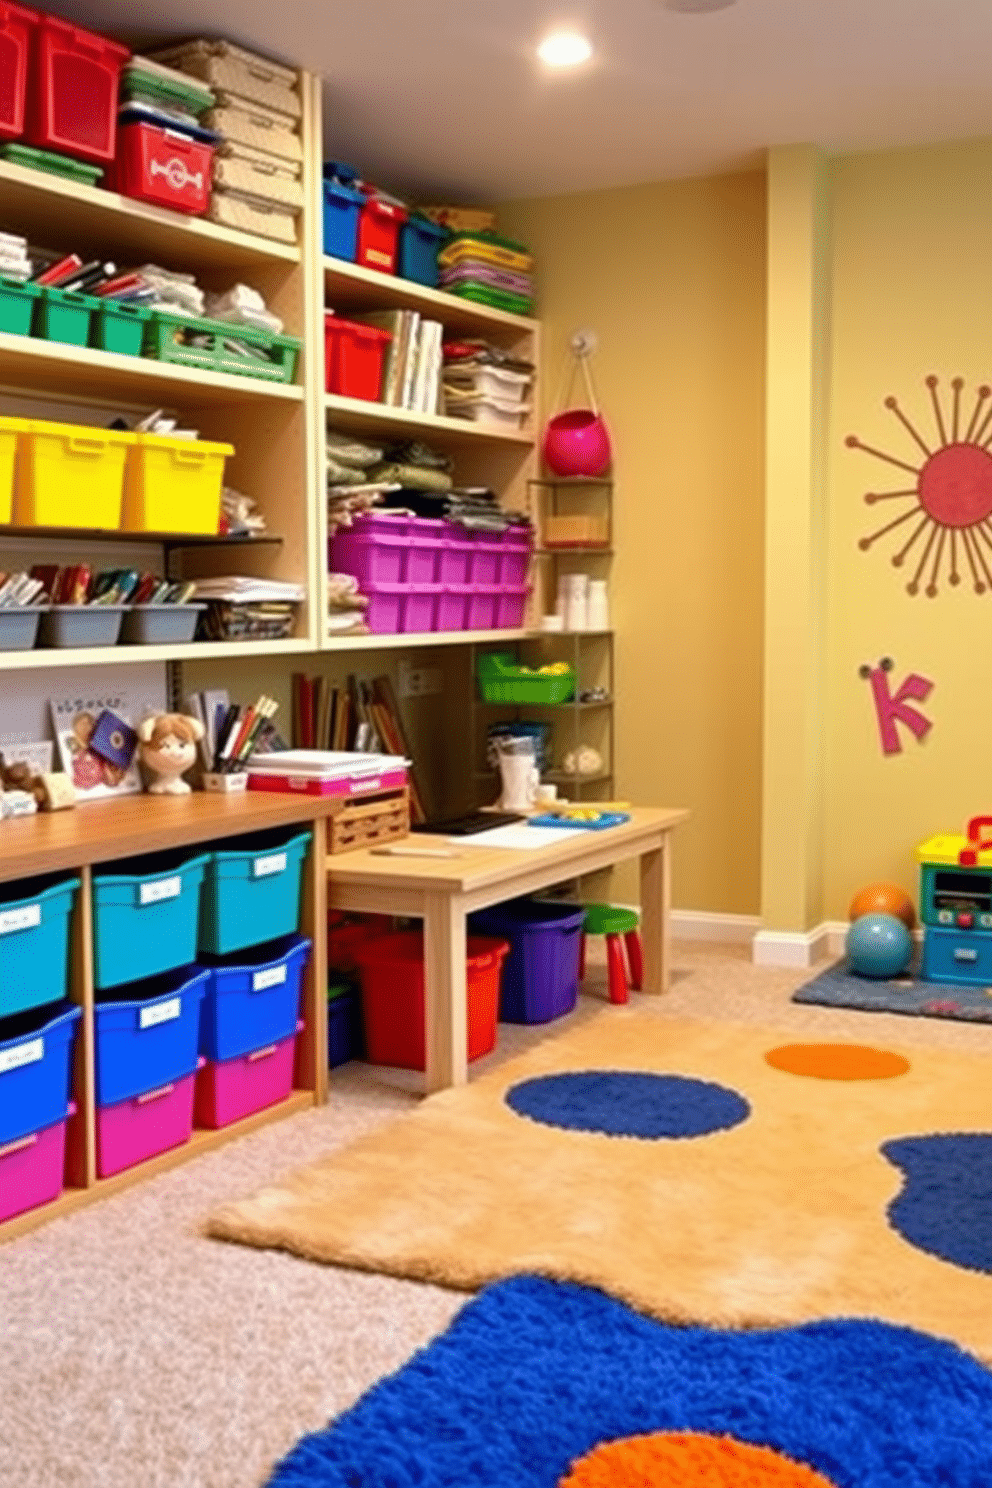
0,606,45,651
120,604,205,645
37,605,126,649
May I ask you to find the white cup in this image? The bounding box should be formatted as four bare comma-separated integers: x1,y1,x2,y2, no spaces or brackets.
535,783,558,804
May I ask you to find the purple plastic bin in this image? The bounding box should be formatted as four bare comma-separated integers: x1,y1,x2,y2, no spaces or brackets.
95,1062,202,1178
467,533,501,586
0,1101,75,1224
363,582,405,633
499,530,533,586
469,899,585,1024
330,513,407,585
466,585,499,630
439,532,472,584
436,586,468,631
401,585,440,633
496,585,529,629
405,517,445,584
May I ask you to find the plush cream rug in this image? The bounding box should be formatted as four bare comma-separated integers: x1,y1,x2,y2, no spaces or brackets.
208,1012,992,1362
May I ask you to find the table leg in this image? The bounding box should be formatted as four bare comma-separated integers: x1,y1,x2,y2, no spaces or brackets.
639,834,670,994
423,889,468,1093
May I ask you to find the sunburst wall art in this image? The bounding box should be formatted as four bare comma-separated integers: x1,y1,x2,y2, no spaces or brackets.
848,375,992,596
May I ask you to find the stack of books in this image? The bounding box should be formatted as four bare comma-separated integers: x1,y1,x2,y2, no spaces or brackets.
244,749,409,798
349,309,444,413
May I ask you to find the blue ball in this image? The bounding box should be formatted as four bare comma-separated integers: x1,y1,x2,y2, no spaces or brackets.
846,912,913,979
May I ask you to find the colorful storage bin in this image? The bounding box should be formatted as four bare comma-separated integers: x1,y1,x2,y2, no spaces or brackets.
95,1062,200,1178
142,308,300,384
322,177,363,260
0,411,28,522
13,420,134,529
354,931,508,1070
0,1101,74,1225
93,965,210,1107
198,829,310,956
327,983,363,1067
356,196,406,274
469,899,585,1024
398,215,448,288
34,285,100,346
91,300,151,357
0,3,37,142
194,1019,302,1129
0,275,39,336
121,433,233,535
0,999,80,1145
37,603,126,649
0,874,79,1018
27,14,128,164
477,652,575,704
91,850,210,990
324,315,391,401
114,121,213,214
198,932,310,1061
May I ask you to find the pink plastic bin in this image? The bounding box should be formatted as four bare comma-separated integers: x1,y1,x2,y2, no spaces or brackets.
0,1100,74,1223
405,518,445,584
466,586,499,630
439,533,472,584
194,1020,302,1129
27,14,129,164
436,586,468,631
401,585,439,633
330,513,407,585
0,3,37,142
499,531,533,586
95,1062,201,1178
466,533,502,586
496,585,529,629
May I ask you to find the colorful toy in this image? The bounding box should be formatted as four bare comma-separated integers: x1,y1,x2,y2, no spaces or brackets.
848,881,917,930
846,913,913,980
137,712,204,795
917,818,992,985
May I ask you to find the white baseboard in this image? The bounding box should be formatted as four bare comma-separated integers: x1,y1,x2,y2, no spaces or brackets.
751,925,836,968
671,909,762,945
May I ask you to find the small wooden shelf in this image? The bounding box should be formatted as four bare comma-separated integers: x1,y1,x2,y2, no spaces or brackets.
0,635,316,672
324,627,535,651
323,256,536,336
0,525,283,549
324,391,532,446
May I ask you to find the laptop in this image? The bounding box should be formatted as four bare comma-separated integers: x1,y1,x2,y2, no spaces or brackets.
411,809,525,836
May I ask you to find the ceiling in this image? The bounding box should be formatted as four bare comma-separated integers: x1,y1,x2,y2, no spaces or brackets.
55,0,992,203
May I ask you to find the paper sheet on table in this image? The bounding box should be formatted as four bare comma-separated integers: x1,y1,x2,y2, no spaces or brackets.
449,824,582,849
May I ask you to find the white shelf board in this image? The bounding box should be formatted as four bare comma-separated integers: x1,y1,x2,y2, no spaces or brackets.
0,332,305,407
324,392,532,445
322,627,536,651
0,159,300,271
323,256,536,336
0,636,317,671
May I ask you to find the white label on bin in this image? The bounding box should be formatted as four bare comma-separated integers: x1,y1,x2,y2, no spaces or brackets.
253,852,287,879
253,964,287,992
353,777,382,794
139,997,182,1030
0,903,41,936
0,1036,44,1075
140,875,182,906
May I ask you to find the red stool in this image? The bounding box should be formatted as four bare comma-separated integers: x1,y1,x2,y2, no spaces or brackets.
581,904,643,1005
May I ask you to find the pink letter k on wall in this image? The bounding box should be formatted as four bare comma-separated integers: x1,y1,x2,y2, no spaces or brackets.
862,659,934,756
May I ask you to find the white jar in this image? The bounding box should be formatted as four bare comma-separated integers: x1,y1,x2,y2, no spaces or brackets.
587,579,609,631
563,572,589,632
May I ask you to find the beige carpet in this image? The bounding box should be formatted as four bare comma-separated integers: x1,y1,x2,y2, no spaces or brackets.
209,1010,992,1363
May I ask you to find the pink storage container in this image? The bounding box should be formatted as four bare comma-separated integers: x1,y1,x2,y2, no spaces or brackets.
439,532,472,584
436,586,468,631
466,532,502,586
405,517,445,584
330,512,407,585
95,1063,201,1178
0,1101,74,1223
496,585,530,629
499,530,533,587
401,584,440,633
362,582,404,633
194,1020,302,1129
466,586,499,630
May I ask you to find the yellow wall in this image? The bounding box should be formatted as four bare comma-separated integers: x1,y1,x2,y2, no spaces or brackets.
823,138,992,919
502,173,767,914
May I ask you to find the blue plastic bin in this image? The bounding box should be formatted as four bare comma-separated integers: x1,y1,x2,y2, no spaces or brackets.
0,999,81,1146
94,965,209,1107
199,932,311,1061
0,873,80,1018
322,178,364,261
328,983,364,1067
91,850,210,990
469,898,585,1024
199,829,310,956
398,215,448,288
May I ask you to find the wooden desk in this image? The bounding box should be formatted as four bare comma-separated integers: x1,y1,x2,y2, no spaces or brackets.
326,807,689,1092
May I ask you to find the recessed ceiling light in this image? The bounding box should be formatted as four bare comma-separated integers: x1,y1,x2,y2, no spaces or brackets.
660,0,737,12
536,30,593,68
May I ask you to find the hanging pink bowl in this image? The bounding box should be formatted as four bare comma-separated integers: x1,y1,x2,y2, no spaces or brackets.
542,408,612,478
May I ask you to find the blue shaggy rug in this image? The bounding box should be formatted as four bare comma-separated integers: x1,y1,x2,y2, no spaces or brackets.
793,960,992,1023
266,1276,992,1486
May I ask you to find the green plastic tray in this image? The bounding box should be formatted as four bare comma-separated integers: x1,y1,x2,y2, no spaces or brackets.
1,142,103,185
34,286,101,347
142,309,301,384
120,71,214,117
91,301,153,357
445,281,533,316
476,652,575,705
0,276,41,336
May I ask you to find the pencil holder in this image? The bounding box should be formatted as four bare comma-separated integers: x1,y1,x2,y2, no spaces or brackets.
202,772,249,794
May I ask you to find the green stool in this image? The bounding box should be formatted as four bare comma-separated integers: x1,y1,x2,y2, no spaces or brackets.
581,904,643,1004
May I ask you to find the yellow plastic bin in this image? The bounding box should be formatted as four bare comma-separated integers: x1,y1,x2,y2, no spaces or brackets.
121,434,234,535
14,421,135,529
0,415,30,524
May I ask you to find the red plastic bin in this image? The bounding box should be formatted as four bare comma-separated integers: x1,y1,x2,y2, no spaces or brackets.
27,14,129,164
356,196,407,274
354,931,509,1070
325,314,391,401
113,122,213,215
0,3,37,142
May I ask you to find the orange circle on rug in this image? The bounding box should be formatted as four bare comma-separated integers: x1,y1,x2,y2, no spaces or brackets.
559,1431,839,1486
764,1043,910,1080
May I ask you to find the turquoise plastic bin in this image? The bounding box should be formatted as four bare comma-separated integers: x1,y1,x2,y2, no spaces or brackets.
199,829,311,956
0,873,80,1018
91,850,210,990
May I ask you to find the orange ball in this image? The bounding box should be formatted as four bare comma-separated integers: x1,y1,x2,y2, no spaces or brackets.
848,882,917,930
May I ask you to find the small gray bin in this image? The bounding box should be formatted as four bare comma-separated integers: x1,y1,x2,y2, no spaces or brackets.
120,604,206,645
37,605,127,649
0,606,45,651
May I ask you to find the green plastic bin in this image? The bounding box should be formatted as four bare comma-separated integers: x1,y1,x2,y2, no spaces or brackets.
476,651,575,705
35,285,100,347
199,828,311,956
91,850,210,990
0,873,81,1018
143,309,301,384
1,142,103,186
0,275,40,336
91,301,152,357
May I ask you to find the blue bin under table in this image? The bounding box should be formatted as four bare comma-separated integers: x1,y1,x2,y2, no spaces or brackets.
322,177,364,261
328,981,364,1067
398,216,448,288
198,932,311,1062
199,829,310,957
94,965,210,1107
0,999,81,1146
0,873,80,1018
469,898,585,1025
92,850,210,990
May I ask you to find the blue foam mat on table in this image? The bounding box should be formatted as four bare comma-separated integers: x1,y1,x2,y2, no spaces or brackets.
527,812,630,830
793,958,992,1023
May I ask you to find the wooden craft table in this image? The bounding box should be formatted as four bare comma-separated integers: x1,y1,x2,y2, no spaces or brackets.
326,807,690,1092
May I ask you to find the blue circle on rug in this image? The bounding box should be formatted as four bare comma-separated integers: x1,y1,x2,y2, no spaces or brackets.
504,1071,750,1139
883,1132,992,1275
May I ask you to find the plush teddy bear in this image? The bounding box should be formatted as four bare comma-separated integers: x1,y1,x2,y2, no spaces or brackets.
137,713,205,796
